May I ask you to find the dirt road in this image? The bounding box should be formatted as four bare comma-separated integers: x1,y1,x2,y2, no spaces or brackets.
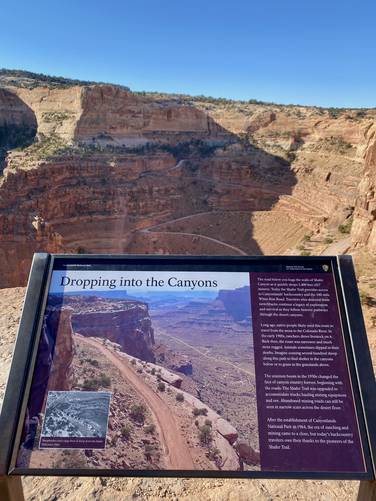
78,336,195,470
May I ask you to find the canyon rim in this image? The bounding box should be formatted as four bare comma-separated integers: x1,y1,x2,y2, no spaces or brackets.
0,69,376,500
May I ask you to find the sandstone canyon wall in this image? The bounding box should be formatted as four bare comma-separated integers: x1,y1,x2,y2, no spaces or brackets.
352,124,376,252
0,71,375,288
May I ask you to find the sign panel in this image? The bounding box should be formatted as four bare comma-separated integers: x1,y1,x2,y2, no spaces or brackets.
1,254,375,479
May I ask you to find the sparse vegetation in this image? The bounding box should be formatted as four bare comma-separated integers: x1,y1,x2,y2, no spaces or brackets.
176,392,184,402
338,216,353,234
0,68,130,90
98,373,111,387
82,372,111,390
42,111,73,125
300,250,311,256
327,108,345,119
86,358,100,367
150,367,156,375
359,290,376,307
198,424,212,445
144,424,156,434
130,359,137,366
144,444,155,461
157,381,166,392
121,424,131,440
192,407,208,417
129,403,146,423
324,237,334,244
207,446,222,465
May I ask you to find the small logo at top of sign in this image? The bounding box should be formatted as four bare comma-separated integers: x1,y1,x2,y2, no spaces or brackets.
322,264,329,272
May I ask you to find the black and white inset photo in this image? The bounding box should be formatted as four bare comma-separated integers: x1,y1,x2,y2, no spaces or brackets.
40,391,111,449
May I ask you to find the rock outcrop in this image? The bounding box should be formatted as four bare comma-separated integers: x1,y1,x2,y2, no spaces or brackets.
352,124,376,253
0,72,375,286
217,286,251,322
20,295,75,449
68,297,156,362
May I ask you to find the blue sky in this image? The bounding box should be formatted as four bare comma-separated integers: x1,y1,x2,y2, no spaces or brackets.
1,1,375,107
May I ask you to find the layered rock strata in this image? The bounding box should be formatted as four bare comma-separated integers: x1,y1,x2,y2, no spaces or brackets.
352,124,376,252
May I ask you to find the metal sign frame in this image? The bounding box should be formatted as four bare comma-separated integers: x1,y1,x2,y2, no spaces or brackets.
0,253,375,480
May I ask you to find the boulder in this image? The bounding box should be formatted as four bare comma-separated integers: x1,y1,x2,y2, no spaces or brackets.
215,418,238,445
234,439,260,466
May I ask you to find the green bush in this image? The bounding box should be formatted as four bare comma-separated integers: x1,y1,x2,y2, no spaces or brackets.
129,404,146,423
99,373,111,387
193,407,208,417
144,444,155,460
176,393,184,402
144,424,156,434
82,373,110,390
82,378,100,391
121,425,131,440
338,217,353,234
199,424,212,445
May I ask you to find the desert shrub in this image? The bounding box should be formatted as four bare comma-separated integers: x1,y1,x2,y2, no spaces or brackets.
144,424,156,434
302,234,311,242
300,250,311,256
121,425,131,440
137,368,143,374
199,424,212,445
157,382,166,392
99,373,111,387
130,359,137,365
176,393,184,402
193,407,208,417
150,367,156,375
324,237,334,244
338,217,353,234
129,404,146,423
327,108,344,119
359,290,376,307
82,374,110,390
204,419,212,427
82,378,100,391
207,447,221,461
85,358,100,367
144,444,155,461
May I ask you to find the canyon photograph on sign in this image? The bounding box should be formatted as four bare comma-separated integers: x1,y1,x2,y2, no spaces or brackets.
16,271,260,472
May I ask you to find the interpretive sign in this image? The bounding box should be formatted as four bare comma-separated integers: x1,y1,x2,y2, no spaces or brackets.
0,254,375,479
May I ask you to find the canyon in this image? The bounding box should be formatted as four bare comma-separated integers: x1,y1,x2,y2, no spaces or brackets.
0,70,375,289
1,70,376,500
